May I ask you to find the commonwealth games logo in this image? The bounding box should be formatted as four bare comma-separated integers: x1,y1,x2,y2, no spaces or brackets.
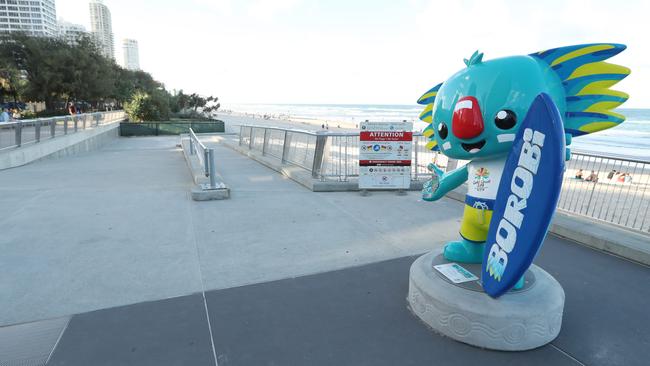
473,167,491,191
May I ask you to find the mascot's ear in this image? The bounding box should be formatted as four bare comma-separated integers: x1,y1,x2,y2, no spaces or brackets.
417,82,443,151
531,43,630,136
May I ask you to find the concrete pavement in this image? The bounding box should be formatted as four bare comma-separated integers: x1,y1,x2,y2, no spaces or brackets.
0,135,461,326
1,134,649,366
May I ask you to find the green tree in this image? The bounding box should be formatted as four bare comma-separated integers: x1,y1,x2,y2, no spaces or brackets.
0,32,218,117
124,91,170,122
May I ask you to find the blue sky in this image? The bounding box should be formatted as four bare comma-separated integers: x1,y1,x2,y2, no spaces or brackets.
58,0,649,107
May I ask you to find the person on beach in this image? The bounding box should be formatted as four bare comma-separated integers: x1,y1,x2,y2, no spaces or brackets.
67,102,76,115
607,169,616,180
0,107,10,122
585,170,598,183
575,169,584,179
11,108,21,120
625,173,633,183
618,173,627,183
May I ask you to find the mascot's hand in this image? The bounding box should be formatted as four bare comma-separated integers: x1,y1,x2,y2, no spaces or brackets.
422,163,444,201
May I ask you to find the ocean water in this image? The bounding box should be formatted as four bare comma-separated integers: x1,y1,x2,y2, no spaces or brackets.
229,104,649,160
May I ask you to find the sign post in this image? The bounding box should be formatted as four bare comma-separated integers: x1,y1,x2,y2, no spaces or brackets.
359,121,413,190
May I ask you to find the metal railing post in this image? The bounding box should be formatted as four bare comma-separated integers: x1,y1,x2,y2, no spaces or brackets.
35,120,41,142
189,136,195,155
208,148,217,189
413,136,419,180
82,115,87,129
249,128,254,150
64,117,69,135
74,116,78,132
203,149,210,177
239,125,243,146
15,122,22,147
50,118,56,137
281,131,291,163
312,132,328,179
262,128,269,155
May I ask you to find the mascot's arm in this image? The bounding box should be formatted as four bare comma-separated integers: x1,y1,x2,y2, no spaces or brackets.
422,164,469,202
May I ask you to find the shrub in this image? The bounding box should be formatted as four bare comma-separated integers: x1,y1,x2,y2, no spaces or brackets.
124,91,170,122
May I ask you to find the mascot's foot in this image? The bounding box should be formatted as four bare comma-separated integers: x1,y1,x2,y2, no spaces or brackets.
513,276,525,290
443,240,484,264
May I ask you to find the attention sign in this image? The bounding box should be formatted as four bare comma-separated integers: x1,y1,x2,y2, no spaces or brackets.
359,121,413,189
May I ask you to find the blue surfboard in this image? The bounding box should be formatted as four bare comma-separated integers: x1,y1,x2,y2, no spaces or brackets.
481,93,565,298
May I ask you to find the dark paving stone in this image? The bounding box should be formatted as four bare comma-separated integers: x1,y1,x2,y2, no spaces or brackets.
205,256,578,366
43,233,650,366
48,293,215,366
537,235,650,366
0,317,69,366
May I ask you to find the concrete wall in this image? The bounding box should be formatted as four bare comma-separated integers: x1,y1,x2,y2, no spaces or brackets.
0,123,121,170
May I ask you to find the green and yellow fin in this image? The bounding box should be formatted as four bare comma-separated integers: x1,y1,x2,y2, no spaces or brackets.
419,104,433,123
531,43,630,136
417,83,443,105
425,140,439,151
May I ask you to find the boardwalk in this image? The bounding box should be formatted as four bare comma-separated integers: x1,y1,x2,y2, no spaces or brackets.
0,136,648,366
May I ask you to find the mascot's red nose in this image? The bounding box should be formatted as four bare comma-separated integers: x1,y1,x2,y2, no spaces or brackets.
452,96,484,139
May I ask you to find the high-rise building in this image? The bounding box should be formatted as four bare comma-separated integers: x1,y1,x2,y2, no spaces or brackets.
57,19,87,45
0,0,57,37
89,0,114,59
122,38,140,70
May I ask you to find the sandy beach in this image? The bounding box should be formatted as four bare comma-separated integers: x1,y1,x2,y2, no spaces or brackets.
559,156,650,231
216,110,358,133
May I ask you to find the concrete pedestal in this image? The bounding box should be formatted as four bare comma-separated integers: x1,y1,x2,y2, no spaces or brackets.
407,250,564,351
190,184,230,201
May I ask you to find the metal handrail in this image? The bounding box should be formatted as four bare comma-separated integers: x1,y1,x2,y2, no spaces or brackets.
0,111,126,151
567,149,650,165
189,128,217,189
237,124,650,234
237,123,426,137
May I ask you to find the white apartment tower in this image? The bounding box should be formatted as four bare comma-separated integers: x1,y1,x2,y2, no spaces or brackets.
0,0,58,37
89,0,114,59
122,38,140,70
57,19,86,45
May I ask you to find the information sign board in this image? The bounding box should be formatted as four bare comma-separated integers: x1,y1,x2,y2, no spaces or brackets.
359,122,413,189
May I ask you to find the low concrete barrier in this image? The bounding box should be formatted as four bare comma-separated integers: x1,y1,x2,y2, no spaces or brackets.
0,122,121,170
446,186,650,267
217,134,424,192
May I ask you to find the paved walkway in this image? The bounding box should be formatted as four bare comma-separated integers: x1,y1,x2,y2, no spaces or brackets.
0,135,461,326
1,136,648,365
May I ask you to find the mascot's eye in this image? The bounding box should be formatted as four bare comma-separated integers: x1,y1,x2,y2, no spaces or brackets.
495,110,517,129
438,123,449,139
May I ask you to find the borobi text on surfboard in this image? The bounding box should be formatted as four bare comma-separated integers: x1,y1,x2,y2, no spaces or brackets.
486,128,546,281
